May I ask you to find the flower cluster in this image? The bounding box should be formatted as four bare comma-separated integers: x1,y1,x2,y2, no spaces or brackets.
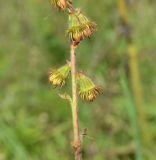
67,9,96,45
50,1,102,103
49,62,71,87
49,65,102,101
78,72,102,102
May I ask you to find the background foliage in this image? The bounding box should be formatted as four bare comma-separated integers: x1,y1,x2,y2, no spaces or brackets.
0,0,156,159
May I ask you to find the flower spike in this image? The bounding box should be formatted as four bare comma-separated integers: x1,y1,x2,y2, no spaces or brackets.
49,62,71,88
67,9,96,45
78,72,102,102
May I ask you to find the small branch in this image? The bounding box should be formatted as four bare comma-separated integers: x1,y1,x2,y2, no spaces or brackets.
70,44,81,160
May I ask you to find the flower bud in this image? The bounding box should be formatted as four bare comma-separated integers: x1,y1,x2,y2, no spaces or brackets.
51,0,67,10
78,72,102,102
67,9,96,45
49,62,71,87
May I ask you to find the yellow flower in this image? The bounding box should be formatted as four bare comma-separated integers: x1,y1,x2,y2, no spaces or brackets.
78,72,102,102
67,9,96,45
49,62,71,87
51,0,68,10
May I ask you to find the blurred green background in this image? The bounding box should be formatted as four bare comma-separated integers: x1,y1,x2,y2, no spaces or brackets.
0,0,156,159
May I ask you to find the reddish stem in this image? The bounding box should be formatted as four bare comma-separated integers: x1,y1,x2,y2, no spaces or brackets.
71,44,81,160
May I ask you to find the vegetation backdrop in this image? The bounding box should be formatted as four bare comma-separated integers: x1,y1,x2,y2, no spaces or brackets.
0,0,156,159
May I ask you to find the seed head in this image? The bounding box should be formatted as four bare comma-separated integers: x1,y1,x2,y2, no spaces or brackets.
49,62,71,87
67,9,96,45
78,72,102,102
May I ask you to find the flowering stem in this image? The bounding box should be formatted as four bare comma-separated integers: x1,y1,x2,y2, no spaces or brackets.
70,44,81,160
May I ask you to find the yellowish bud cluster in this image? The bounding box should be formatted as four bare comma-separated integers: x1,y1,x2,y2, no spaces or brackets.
78,72,102,102
49,62,71,87
51,0,68,10
67,10,96,45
